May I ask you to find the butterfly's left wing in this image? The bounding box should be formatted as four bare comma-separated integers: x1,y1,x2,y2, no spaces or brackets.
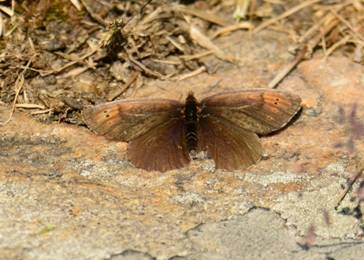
82,98,183,141
82,98,190,172
127,118,190,172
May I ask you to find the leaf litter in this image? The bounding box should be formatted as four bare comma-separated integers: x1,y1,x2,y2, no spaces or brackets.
0,0,362,125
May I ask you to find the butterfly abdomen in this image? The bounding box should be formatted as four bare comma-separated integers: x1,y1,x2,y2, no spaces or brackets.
184,93,199,152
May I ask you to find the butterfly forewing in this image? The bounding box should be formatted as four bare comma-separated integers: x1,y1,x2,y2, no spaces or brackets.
82,99,183,141
198,115,262,170
201,89,301,135
127,118,190,172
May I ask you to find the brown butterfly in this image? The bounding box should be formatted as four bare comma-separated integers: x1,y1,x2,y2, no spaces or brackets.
82,89,301,172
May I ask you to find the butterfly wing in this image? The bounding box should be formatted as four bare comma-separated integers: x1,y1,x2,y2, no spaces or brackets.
200,89,301,135
83,99,190,171
127,118,190,172
82,99,183,141
198,115,262,170
198,89,301,170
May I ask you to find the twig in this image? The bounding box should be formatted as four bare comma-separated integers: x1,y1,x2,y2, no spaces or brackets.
174,4,228,26
335,168,364,210
69,0,82,11
174,66,206,81
40,48,97,77
211,21,253,39
253,0,321,33
305,17,340,57
329,7,364,42
150,58,181,65
128,55,164,78
80,0,107,26
0,58,32,126
325,35,351,58
181,50,214,61
15,103,46,109
298,13,335,44
189,25,235,63
107,72,139,101
31,109,53,115
268,46,308,89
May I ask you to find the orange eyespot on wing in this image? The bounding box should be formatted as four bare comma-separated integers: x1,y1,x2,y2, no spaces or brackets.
201,89,301,135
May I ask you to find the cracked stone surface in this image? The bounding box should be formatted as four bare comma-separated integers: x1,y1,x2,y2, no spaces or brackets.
1,30,364,259
185,208,300,259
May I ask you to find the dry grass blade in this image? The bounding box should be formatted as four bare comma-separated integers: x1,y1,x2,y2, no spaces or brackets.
0,2,14,16
268,3,349,88
181,50,214,61
174,4,228,26
234,0,251,19
0,58,32,126
173,66,206,81
211,21,253,39
15,104,46,109
30,109,53,115
268,46,308,89
353,42,364,63
305,17,340,57
107,72,139,101
0,12,3,36
133,7,163,33
253,0,321,33
335,168,364,210
189,25,235,63
298,13,336,44
80,0,107,26
325,35,351,58
329,7,364,42
69,0,82,11
41,48,98,77
128,55,164,78
0,0,15,36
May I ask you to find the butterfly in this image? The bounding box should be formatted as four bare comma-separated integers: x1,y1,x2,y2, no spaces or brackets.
82,89,301,172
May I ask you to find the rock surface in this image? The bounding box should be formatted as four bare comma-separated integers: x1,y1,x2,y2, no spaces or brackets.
1,31,364,259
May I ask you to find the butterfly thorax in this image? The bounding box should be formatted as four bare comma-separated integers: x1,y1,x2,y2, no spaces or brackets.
184,93,199,152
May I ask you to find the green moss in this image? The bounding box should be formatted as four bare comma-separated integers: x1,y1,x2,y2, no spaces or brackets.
45,2,69,22
0,39,6,50
38,224,56,235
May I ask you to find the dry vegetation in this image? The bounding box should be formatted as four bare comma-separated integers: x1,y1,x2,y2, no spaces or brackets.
0,0,363,125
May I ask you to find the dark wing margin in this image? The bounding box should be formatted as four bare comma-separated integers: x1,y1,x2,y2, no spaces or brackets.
200,89,301,135
127,119,190,172
198,115,262,170
82,99,183,141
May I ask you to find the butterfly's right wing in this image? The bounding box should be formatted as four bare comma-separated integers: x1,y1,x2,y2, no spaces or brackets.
198,115,262,170
200,89,301,135
197,89,301,170
83,99,190,172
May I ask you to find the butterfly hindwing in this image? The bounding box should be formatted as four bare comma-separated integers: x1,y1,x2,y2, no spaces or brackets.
200,89,301,135
198,115,262,170
127,118,190,172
